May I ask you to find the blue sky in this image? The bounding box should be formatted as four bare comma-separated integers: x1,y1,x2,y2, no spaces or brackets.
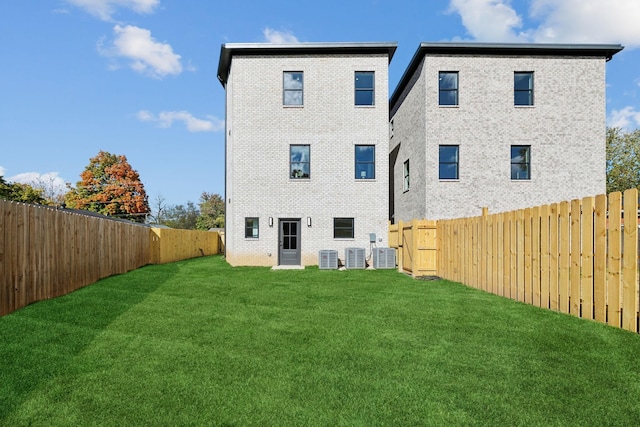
2,0,640,210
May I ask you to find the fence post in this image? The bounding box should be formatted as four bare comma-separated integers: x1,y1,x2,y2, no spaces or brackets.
622,188,638,332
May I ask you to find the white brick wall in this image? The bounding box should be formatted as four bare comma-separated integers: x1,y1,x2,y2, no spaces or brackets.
391,54,607,221
226,53,390,266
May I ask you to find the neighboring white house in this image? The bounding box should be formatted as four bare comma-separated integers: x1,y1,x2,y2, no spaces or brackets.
217,42,397,266
389,42,623,222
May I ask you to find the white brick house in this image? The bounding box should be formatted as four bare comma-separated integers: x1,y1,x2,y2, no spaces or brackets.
217,43,397,266
390,42,623,222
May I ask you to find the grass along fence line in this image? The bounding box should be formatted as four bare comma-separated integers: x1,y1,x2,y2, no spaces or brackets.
1,200,222,317
392,189,640,334
1,255,640,425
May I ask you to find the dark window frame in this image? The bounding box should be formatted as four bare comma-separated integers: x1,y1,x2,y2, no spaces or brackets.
511,145,531,180
439,71,459,106
439,145,459,180
355,71,375,106
403,159,410,192
290,144,310,179
334,217,354,239
283,71,303,106
245,217,259,238
355,145,375,179
514,71,534,106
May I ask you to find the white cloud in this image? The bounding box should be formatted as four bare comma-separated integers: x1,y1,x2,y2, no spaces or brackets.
64,0,159,21
448,0,640,47
263,27,300,43
448,0,524,42
528,0,640,46
608,106,640,129
9,172,69,201
99,25,182,78
0,166,6,176
137,110,224,132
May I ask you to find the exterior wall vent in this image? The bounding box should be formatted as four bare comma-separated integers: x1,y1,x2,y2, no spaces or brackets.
373,248,396,269
345,247,366,269
319,250,338,270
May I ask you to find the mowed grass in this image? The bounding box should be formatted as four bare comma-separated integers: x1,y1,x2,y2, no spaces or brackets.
1,256,640,426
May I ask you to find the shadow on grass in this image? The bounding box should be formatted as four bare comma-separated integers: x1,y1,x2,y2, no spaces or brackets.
0,262,180,421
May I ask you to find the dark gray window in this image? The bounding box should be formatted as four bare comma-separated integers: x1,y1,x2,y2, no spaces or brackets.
439,145,459,180
334,218,354,239
511,145,531,180
284,71,303,105
290,145,310,179
355,71,374,105
245,217,259,238
439,72,458,106
403,159,410,192
355,145,375,179
514,72,534,106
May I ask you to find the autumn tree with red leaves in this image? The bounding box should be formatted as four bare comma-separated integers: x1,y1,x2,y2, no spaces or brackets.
65,151,150,222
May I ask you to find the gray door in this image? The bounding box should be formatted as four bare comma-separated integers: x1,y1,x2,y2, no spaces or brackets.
279,219,301,265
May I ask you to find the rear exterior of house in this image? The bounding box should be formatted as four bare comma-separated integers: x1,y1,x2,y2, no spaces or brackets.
389,42,623,222
217,43,397,266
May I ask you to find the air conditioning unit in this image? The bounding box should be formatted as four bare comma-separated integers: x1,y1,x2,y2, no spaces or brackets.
345,247,365,269
373,248,396,269
318,250,338,270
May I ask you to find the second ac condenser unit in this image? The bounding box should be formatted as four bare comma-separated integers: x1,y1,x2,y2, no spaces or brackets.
345,247,365,269
373,248,396,269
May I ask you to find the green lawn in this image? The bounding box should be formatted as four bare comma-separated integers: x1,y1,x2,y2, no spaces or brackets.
1,255,640,426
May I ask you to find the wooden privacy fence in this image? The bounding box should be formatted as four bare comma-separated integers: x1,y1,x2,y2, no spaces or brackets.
1,200,150,316
150,227,221,264
1,200,223,316
437,189,640,333
388,219,437,277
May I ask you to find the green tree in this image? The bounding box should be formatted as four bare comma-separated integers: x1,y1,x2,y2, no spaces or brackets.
163,202,200,229
196,192,225,230
606,127,640,193
65,151,150,222
0,176,48,204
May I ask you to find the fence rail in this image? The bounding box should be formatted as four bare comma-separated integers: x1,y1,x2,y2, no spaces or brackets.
391,189,640,333
1,200,222,316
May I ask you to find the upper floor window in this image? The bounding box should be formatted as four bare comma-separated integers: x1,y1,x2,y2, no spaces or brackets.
355,71,375,106
439,72,458,106
334,217,354,239
511,145,531,180
514,72,534,106
403,159,410,192
290,145,310,179
283,71,303,105
355,145,375,179
245,217,259,238
439,145,459,180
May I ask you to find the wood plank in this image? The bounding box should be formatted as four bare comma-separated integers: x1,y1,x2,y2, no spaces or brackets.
549,203,559,310
622,188,638,332
540,205,550,309
510,210,518,300
503,213,511,299
607,192,622,328
570,199,582,317
532,206,541,307
481,213,488,291
581,197,595,320
517,209,525,303
524,208,532,304
594,194,607,323
497,213,504,297
558,201,570,313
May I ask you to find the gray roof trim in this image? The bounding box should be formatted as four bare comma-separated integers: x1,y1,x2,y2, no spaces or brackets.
217,42,398,86
389,42,624,111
